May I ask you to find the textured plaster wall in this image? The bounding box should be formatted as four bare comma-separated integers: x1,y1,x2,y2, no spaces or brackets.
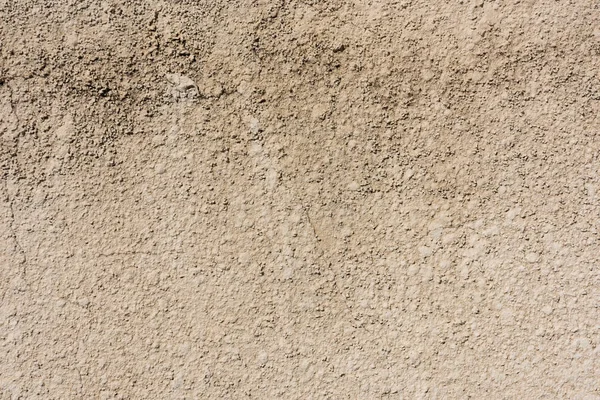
1,0,599,398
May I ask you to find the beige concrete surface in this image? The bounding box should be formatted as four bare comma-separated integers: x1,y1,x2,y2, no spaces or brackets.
1,0,599,398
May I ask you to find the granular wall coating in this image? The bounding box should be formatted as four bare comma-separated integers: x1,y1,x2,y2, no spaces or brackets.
1,1,599,398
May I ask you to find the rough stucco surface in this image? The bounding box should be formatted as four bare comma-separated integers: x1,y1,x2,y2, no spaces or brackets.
1,0,599,398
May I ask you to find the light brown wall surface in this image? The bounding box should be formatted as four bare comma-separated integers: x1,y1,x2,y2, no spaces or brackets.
1,0,599,398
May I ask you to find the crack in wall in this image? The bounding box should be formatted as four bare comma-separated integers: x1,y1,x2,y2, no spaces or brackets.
4,81,27,276
98,250,185,258
7,81,20,126
4,180,27,276
304,205,327,258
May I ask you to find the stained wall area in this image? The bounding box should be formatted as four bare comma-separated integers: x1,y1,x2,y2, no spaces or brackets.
1,0,599,398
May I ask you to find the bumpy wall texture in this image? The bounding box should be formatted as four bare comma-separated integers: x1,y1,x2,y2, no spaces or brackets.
1,0,599,398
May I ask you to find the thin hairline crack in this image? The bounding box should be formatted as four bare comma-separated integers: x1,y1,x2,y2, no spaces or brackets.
4,179,27,276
